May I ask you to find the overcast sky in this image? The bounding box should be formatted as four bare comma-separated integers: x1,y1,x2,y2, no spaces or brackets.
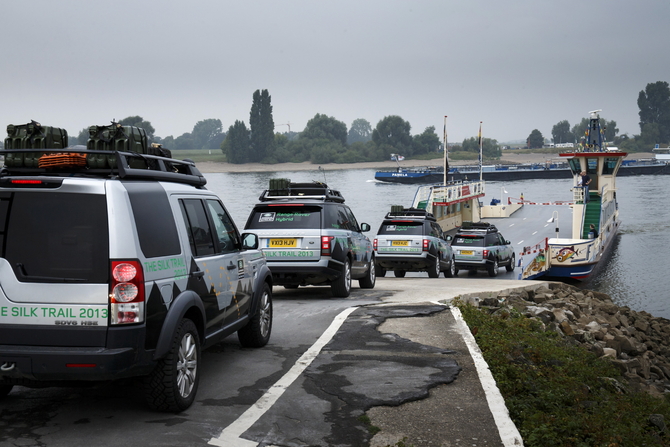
1,0,668,144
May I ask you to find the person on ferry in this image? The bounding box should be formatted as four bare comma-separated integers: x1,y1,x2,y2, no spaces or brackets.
580,171,591,202
589,224,598,238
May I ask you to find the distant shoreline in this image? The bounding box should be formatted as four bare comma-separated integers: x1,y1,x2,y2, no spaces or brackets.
195,152,656,174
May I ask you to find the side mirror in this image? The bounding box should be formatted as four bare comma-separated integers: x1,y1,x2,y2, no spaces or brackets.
241,233,259,250
360,223,371,232
505,240,511,245
444,234,453,242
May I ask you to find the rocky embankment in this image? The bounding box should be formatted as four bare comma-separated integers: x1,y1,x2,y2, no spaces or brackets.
467,282,670,397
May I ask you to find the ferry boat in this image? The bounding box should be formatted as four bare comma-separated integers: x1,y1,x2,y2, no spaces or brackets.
518,110,624,280
409,180,487,232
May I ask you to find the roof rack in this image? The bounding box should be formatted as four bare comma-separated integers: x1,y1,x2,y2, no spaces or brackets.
385,206,435,221
258,180,345,203
458,221,499,233
0,148,207,187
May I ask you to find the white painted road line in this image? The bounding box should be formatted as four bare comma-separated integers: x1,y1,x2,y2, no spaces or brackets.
450,306,524,446
208,306,359,447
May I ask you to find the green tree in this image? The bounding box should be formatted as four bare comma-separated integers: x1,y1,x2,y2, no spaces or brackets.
412,126,440,155
638,81,670,144
301,113,347,145
372,115,412,156
551,120,574,144
527,129,544,149
192,119,224,149
249,89,276,162
222,120,250,164
119,116,155,142
347,118,372,144
76,127,89,146
461,137,501,158
174,133,195,149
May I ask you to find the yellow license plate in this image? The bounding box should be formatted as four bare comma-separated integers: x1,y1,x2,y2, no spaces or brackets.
392,240,410,246
460,250,474,255
270,238,297,248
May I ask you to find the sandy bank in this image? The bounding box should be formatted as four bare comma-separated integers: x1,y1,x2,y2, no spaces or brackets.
195,152,656,174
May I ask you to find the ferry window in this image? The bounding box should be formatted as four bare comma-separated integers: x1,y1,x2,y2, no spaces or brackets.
587,158,598,174
568,158,581,175
603,158,618,175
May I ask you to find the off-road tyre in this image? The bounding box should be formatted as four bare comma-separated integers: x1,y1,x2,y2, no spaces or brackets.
488,258,499,277
444,257,456,278
144,318,200,412
359,258,376,289
332,258,352,297
505,254,516,272
428,258,441,278
238,283,273,348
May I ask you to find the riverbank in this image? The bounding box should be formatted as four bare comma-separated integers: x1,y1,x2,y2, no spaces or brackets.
195,152,656,174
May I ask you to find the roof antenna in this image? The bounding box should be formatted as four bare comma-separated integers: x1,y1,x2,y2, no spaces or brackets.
318,166,327,184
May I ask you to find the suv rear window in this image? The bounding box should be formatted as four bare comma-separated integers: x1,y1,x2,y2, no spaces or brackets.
378,221,424,235
452,235,485,247
246,205,322,230
1,192,109,283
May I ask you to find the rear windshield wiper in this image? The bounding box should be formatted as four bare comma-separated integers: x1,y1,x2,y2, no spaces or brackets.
15,263,87,283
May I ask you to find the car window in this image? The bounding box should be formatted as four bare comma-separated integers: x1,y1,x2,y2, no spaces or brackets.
430,223,442,238
378,221,423,235
343,206,360,232
180,199,215,257
335,206,352,230
246,205,322,230
206,199,240,254
3,191,109,283
453,235,485,247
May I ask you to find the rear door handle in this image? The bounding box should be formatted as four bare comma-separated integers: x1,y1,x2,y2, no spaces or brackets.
227,263,236,270
192,271,204,278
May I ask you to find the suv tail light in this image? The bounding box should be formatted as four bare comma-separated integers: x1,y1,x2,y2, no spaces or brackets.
422,239,429,251
483,249,490,258
321,236,335,256
373,238,378,251
110,260,145,325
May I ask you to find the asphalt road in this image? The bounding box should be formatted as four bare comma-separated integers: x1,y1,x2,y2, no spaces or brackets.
0,276,539,447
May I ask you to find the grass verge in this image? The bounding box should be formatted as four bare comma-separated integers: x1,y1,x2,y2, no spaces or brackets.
455,301,670,446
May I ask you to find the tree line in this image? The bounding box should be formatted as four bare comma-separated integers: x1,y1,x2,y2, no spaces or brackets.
526,81,670,151
25,80,666,160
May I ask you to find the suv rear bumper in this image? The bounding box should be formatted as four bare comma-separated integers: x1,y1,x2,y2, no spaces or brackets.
375,253,434,271
267,259,344,286
0,325,156,382
454,259,492,269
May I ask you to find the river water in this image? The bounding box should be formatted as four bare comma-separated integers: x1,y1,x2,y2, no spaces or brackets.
204,168,670,320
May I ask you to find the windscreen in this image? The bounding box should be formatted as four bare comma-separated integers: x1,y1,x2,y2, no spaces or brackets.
452,235,485,247
246,205,322,230
3,192,109,283
377,221,424,236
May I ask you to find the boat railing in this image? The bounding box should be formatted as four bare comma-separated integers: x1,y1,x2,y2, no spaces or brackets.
412,180,486,210
572,186,586,204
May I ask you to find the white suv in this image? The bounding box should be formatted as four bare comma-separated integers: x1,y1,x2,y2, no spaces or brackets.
0,142,273,412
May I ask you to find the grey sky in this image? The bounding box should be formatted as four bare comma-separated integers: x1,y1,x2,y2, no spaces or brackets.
2,0,668,144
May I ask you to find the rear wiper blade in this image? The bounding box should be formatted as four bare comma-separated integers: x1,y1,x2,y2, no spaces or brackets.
15,263,87,282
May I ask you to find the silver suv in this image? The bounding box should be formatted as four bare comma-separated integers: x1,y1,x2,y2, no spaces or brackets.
0,131,273,412
374,207,455,278
245,180,375,297
451,222,515,277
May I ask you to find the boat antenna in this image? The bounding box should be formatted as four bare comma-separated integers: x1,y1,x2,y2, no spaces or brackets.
318,166,327,183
